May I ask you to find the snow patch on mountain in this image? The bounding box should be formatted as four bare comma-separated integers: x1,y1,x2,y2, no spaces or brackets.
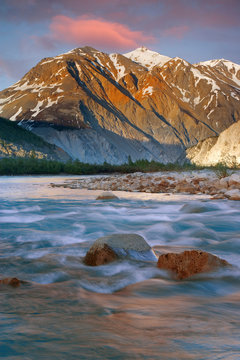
231,92,239,100
204,94,215,110
10,107,23,121
142,86,154,96
31,100,44,117
45,96,64,108
191,68,221,91
109,54,126,81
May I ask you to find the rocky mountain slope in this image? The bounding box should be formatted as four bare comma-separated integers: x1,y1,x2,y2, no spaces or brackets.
0,117,70,160
186,120,240,167
0,46,239,164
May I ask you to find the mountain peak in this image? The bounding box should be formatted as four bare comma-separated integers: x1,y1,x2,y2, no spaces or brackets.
135,46,150,52
123,47,171,69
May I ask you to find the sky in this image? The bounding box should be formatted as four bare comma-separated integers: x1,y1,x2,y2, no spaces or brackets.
0,0,239,90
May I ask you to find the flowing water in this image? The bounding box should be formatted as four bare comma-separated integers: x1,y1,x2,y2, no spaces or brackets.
0,176,240,359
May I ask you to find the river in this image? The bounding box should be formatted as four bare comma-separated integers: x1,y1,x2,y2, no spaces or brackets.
0,176,240,359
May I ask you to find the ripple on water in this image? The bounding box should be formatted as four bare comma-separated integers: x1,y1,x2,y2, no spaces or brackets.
0,214,45,223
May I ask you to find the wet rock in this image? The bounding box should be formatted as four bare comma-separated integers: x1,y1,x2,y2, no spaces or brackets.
84,244,118,266
96,191,119,200
84,233,157,266
157,250,229,280
0,277,21,287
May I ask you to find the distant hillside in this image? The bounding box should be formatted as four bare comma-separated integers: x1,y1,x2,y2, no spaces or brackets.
0,117,70,161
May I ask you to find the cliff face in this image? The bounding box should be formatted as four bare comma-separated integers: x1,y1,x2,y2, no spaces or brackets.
186,120,240,167
0,46,239,164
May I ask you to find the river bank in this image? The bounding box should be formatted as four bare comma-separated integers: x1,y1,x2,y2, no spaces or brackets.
50,169,240,200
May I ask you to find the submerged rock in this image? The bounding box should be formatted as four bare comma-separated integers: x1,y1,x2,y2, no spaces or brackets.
96,191,119,200
84,233,157,266
180,203,209,213
157,250,229,280
0,277,21,287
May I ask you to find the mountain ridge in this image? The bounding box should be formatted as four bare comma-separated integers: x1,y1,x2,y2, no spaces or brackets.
0,46,239,164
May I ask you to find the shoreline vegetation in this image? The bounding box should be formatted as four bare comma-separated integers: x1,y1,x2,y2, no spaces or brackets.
0,156,238,177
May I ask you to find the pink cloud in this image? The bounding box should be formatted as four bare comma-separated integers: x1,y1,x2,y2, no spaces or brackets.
47,15,154,50
163,25,189,39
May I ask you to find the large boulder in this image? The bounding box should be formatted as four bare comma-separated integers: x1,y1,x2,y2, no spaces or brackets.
84,233,157,266
157,250,229,280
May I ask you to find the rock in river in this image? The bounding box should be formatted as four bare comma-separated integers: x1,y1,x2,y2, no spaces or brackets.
157,250,229,280
96,192,119,200
0,277,21,287
84,233,157,266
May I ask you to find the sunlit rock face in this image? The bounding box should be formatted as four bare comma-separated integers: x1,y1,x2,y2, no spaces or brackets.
157,250,229,280
0,46,239,164
187,120,240,167
84,233,157,266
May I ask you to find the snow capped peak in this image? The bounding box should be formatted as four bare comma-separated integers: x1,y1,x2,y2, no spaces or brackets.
196,58,240,69
123,47,171,69
195,58,240,88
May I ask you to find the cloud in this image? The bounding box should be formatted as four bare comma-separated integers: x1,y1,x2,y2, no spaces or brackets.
37,15,154,51
2,0,240,30
163,26,189,39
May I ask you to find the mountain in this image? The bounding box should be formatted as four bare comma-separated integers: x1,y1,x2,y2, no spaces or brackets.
0,46,239,164
186,120,240,167
0,117,70,160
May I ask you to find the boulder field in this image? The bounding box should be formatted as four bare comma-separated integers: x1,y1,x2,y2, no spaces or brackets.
54,170,240,200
